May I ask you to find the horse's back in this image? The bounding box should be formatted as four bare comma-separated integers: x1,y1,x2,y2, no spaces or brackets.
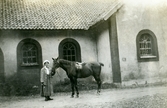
86,61,104,67
86,61,103,73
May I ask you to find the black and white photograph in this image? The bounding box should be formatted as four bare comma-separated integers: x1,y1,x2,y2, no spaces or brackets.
0,0,167,107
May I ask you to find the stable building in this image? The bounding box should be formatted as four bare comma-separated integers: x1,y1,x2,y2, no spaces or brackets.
0,0,167,87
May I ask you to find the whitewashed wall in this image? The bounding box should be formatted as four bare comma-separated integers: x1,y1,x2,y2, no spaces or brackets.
116,0,167,85
0,30,19,76
96,22,113,83
0,30,98,84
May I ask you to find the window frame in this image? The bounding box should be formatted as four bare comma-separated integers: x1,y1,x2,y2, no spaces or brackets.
17,38,42,67
136,29,159,62
59,38,81,62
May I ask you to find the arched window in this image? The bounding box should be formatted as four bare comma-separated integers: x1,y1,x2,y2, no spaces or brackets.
136,29,159,62
22,43,38,66
17,38,42,67
59,38,81,62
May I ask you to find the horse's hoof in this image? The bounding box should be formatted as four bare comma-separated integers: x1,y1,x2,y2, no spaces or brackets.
97,92,100,95
71,96,74,98
76,95,79,98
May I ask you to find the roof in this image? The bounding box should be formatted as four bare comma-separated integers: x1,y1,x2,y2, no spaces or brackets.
0,0,122,30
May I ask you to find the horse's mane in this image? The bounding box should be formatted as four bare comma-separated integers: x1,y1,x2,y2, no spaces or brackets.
59,59,75,65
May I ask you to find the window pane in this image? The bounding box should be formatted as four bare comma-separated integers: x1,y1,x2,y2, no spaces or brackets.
72,50,75,55
23,58,27,64
32,58,37,63
72,56,75,61
28,51,31,56
28,58,31,63
63,50,66,55
64,55,67,60
68,50,71,55
23,51,27,56
32,51,36,56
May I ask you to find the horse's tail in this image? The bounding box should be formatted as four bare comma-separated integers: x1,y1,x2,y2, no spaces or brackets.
99,62,104,66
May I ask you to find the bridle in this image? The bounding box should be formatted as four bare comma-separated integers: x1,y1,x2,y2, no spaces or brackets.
51,59,61,79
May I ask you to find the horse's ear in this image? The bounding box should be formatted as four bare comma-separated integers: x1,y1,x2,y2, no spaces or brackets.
56,57,60,63
52,58,55,60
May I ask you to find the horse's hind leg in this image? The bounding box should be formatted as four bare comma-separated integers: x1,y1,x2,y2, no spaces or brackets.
74,78,79,98
94,75,101,95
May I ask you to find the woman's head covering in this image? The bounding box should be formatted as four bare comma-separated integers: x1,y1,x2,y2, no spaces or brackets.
43,60,50,65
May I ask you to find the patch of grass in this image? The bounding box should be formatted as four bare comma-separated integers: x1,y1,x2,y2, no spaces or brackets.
120,81,167,90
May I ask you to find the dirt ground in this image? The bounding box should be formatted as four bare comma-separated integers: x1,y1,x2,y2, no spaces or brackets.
0,86,167,108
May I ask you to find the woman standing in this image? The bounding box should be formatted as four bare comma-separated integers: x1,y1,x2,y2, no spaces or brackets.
40,60,53,101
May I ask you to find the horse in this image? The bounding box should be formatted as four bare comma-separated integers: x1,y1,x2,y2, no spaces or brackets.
51,57,104,98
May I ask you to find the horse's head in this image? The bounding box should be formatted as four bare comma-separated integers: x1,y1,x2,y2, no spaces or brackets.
51,57,60,76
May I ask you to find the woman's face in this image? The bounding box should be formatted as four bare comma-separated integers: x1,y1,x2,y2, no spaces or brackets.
45,62,49,67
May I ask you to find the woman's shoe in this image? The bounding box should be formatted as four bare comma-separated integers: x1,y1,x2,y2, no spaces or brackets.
48,97,53,100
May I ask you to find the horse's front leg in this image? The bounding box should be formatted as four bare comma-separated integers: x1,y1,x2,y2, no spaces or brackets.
70,78,75,98
74,78,79,98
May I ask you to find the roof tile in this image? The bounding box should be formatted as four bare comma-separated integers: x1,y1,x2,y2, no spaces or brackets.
0,0,122,30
